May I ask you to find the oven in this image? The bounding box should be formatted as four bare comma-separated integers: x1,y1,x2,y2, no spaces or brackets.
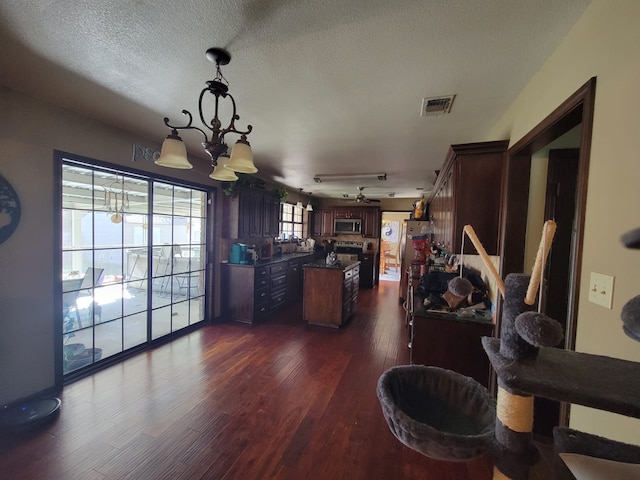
335,241,363,263
336,253,359,263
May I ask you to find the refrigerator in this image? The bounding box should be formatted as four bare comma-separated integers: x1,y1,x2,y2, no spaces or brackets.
398,220,433,301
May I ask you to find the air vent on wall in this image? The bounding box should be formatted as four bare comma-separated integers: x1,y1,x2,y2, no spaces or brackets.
420,95,456,116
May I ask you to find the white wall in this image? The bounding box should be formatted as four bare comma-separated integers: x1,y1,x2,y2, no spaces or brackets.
487,0,640,444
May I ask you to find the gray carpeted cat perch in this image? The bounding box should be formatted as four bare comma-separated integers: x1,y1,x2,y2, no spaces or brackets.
377,365,496,461
377,223,640,479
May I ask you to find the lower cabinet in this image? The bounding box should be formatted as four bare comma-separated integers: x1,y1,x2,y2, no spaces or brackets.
410,301,494,387
303,262,360,328
222,254,313,324
358,253,378,288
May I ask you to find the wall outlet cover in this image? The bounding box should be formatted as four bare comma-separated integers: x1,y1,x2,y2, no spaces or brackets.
588,272,614,309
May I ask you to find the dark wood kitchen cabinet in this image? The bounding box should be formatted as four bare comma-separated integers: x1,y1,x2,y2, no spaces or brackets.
334,207,361,219
286,258,303,302
358,252,378,288
428,140,508,255
311,209,334,236
410,299,494,387
222,254,314,324
361,207,380,238
223,187,280,239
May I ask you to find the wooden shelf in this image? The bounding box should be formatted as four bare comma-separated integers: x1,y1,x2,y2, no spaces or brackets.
483,338,640,419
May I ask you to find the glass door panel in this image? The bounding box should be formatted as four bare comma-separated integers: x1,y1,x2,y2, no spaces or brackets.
62,160,209,375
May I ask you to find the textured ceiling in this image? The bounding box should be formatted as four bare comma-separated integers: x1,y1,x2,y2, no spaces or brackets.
0,0,592,199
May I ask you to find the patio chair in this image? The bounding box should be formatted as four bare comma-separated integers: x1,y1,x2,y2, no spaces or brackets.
63,267,104,328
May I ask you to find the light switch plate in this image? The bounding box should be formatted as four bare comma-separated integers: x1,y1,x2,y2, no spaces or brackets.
588,272,614,309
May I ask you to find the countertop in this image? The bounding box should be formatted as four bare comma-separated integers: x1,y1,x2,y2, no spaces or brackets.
221,252,317,268
303,260,361,270
413,296,494,326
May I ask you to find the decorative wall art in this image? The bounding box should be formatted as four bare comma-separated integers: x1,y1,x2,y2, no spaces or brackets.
382,221,399,243
0,173,21,245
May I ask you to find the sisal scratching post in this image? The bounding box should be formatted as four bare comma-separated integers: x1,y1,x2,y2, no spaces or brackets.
491,222,556,480
491,274,539,480
525,220,556,306
463,225,505,298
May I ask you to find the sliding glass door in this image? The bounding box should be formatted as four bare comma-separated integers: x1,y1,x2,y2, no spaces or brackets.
61,160,208,374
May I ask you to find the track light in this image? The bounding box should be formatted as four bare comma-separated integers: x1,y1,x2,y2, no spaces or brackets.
313,173,387,183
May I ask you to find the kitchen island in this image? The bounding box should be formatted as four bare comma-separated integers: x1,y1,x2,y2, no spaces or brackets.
302,260,360,328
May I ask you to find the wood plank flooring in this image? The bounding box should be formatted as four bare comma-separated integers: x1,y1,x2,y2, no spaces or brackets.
0,281,499,479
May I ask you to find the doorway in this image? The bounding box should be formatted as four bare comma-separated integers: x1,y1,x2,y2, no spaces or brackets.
58,155,209,378
530,146,581,435
379,212,408,282
500,77,596,431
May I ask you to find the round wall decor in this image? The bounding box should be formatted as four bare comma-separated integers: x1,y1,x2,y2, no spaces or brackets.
0,173,21,244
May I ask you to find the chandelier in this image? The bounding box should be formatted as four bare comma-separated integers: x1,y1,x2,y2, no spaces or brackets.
155,47,256,181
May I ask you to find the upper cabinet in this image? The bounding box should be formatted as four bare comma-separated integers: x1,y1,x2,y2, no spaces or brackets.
312,209,335,236
311,206,379,238
334,207,360,219
362,208,380,238
223,187,280,239
428,140,508,255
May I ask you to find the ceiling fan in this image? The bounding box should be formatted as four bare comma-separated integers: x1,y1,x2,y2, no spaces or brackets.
341,186,381,204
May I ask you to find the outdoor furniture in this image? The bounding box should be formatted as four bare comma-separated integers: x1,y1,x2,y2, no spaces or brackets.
62,267,104,329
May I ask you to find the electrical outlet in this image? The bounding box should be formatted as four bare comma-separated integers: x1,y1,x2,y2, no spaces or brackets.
588,272,615,309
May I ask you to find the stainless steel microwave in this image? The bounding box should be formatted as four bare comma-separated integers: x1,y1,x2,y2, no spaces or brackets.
334,218,362,234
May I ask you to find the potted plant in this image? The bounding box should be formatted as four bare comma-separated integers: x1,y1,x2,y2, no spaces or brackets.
276,188,289,202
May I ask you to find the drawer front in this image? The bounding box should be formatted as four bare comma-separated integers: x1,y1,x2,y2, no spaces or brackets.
343,281,352,298
344,269,353,280
271,274,287,290
255,287,269,305
288,260,302,271
255,275,269,289
351,265,360,276
255,266,269,280
254,302,269,320
352,274,360,288
270,262,288,275
342,301,352,320
270,290,287,309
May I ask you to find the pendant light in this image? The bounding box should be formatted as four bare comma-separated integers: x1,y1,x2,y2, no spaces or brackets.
296,188,304,208
156,47,255,179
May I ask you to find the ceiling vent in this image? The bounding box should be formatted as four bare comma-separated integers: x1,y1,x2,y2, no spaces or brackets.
421,95,455,116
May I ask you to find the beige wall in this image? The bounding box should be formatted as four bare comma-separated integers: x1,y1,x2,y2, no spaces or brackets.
0,86,224,404
487,0,640,444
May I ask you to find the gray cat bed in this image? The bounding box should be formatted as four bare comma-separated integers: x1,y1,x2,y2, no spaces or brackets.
376,365,495,461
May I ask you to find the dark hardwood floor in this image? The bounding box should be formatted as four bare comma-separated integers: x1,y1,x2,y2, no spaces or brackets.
0,280,500,479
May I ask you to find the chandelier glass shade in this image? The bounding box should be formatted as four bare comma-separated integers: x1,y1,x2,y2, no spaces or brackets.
155,47,256,179
209,154,238,181
225,137,257,173
155,131,192,169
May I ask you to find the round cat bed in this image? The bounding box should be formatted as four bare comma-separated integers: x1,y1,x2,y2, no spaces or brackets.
377,365,495,461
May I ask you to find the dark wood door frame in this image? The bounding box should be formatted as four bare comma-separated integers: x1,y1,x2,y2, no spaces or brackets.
498,77,597,426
